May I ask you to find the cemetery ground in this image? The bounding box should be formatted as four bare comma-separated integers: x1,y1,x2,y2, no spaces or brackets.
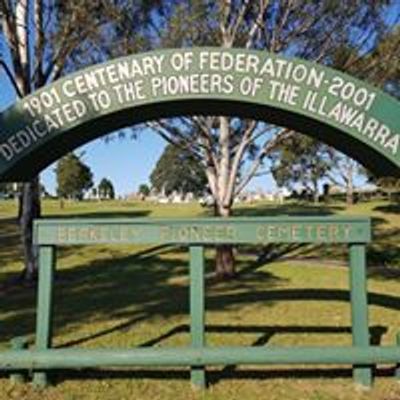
0,199,399,400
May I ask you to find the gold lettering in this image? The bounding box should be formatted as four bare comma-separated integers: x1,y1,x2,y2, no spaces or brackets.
267,225,277,240
178,227,190,241
100,226,108,241
227,226,236,240
278,225,289,239
89,227,100,241
79,227,89,241
132,228,140,237
305,225,314,239
215,226,226,241
120,227,128,241
256,226,264,241
328,224,339,241
291,224,300,241
316,225,326,241
58,227,67,242
191,226,202,241
68,227,77,241
203,226,212,241
343,224,351,239
160,227,171,240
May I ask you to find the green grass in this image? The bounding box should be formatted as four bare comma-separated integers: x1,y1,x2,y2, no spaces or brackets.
0,199,399,400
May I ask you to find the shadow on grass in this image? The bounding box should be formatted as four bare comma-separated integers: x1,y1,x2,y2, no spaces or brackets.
137,323,387,348
373,203,400,214
54,285,399,349
1,242,400,347
3,323,389,386
0,209,151,283
0,217,22,268
1,366,396,385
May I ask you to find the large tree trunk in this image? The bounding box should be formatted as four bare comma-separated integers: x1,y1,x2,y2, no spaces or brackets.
215,204,235,279
346,183,354,205
19,177,41,281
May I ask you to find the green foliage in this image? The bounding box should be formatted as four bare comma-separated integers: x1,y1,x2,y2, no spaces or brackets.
98,178,115,200
376,177,400,201
331,26,400,99
56,153,93,200
150,144,207,196
138,184,150,197
271,135,333,200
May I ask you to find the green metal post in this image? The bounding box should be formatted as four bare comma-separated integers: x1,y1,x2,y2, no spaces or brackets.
396,332,400,380
10,337,28,383
189,246,206,389
349,243,372,388
33,245,56,388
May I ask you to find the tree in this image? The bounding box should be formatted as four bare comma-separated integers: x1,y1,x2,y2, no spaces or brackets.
150,144,207,196
98,178,115,200
56,153,93,200
331,25,400,99
138,184,150,197
2,1,397,280
108,0,398,278
271,135,333,204
272,139,369,206
326,154,368,205
0,0,162,280
321,26,400,203
376,177,400,202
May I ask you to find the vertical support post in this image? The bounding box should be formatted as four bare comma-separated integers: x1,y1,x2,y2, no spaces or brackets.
349,243,372,388
10,337,28,383
33,245,56,388
395,332,400,380
189,245,206,389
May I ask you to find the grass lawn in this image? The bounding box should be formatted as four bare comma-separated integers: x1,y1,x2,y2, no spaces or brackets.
0,199,399,400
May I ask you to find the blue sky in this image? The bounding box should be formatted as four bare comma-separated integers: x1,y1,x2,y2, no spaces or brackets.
2,1,398,196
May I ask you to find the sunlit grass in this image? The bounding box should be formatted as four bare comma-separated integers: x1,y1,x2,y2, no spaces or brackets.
0,199,399,400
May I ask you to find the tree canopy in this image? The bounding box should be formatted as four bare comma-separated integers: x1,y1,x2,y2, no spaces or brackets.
150,144,207,196
2,0,399,279
98,178,115,200
56,153,93,200
0,0,163,279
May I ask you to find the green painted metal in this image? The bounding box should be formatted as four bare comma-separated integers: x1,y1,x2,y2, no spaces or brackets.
1,347,400,369
9,337,28,384
349,244,372,387
3,216,394,388
33,246,55,388
0,48,399,182
190,246,206,388
33,217,371,245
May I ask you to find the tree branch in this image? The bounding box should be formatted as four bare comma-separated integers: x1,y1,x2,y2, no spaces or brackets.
0,58,22,97
235,128,294,195
224,120,257,205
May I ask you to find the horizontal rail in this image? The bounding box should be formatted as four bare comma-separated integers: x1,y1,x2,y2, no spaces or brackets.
34,217,371,245
1,346,399,369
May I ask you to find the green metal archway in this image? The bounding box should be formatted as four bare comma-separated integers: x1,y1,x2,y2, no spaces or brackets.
0,47,399,180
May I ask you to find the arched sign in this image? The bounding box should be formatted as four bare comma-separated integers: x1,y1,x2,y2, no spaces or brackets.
0,47,399,181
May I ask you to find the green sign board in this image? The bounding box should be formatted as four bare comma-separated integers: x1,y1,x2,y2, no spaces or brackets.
0,48,399,181
34,217,371,245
